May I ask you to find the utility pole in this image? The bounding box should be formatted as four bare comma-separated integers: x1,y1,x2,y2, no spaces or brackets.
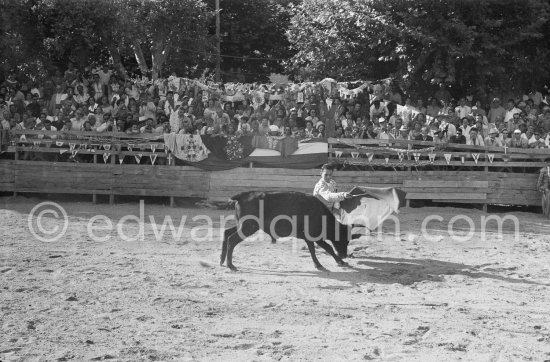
215,0,221,82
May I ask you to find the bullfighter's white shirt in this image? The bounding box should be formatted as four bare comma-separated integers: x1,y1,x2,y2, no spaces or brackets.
313,178,347,210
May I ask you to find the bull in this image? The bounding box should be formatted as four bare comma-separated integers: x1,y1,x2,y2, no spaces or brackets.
220,191,355,271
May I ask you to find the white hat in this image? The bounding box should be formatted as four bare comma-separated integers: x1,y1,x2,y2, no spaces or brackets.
513,129,521,134
269,125,279,132
378,117,386,123
489,127,499,134
399,125,408,131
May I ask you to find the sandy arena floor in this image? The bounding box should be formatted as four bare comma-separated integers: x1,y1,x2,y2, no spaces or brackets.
1,196,550,361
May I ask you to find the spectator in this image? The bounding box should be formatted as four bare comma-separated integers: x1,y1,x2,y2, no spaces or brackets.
455,97,472,119
415,126,433,141
467,127,485,146
471,100,487,119
507,112,524,133
96,64,113,89
529,129,547,148
409,121,422,140
433,129,448,144
503,98,521,123
484,127,503,147
70,109,87,131
138,94,156,121
369,99,388,121
416,99,427,115
164,91,181,118
426,98,441,118
140,118,156,133
508,129,529,148
488,98,506,124
449,128,466,144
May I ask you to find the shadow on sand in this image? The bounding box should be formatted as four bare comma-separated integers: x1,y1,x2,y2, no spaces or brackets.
239,256,548,287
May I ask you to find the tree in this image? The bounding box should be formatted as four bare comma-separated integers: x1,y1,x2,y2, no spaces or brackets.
286,0,550,97
114,0,211,80
1,0,211,82
0,0,49,79
205,0,298,82
34,0,115,71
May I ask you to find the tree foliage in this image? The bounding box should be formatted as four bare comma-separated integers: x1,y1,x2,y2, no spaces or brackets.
287,0,550,97
0,0,211,81
204,0,298,82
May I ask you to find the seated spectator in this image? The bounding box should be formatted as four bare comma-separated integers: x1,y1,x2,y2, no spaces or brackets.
370,99,388,121
335,125,344,138
484,127,503,147
377,125,394,142
471,100,487,119
70,109,87,131
138,94,156,121
342,111,356,129
395,125,409,140
433,129,448,144
467,128,485,146
504,98,521,123
317,124,326,137
361,122,377,139
507,112,524,132
87,96,99,115
0,110,10,129
488,98,506,124
258,118,270,136
455,98,472,119
73,84,89,105
100,95,114,115
112,119,124,133
416,99,427,115
140,118,155,133
49,84,68,114
460,117,474,142
38,118,58,139
60,119,77,139
508,129,529,148
426,98,441,118
409,121,422,140
26,93,41,118
414,126,433,148
203,98,219,121
304,120,315,138
237,117,251,134
529,129,547,148
126,122,140,135
83,121,93,132
91,73,104,101
449,128,466,144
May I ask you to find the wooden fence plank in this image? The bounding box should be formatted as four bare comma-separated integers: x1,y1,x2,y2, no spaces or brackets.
406,192,487,200
404,180,489,188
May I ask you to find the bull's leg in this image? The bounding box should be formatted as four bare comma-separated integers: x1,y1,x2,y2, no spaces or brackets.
220,226,238,266
315,240,348,266
226,223,259,271
305,241,327,271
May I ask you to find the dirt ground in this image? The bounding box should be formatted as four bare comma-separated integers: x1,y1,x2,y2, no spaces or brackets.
1,195,550,362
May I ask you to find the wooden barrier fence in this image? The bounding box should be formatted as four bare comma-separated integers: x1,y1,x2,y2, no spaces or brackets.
0,130,548,209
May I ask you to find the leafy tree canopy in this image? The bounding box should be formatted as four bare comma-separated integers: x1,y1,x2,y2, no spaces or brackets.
287,0,550,98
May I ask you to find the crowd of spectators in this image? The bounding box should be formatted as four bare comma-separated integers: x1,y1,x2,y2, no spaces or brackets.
1,63,550,150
